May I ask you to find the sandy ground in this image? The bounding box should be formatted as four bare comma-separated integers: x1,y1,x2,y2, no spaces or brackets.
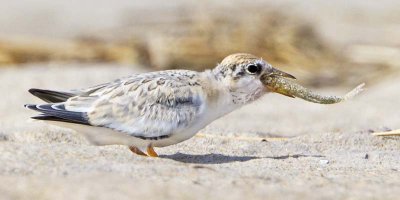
0,64,399,200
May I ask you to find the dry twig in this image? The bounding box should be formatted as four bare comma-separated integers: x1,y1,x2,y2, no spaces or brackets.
372,130,400,137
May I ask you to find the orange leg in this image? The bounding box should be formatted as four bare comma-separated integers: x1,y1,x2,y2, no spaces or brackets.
146,145,159,157
129,146,147,156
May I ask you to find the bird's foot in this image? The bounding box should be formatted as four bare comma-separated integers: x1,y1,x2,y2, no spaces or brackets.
129,146,147,156
146,145,159,157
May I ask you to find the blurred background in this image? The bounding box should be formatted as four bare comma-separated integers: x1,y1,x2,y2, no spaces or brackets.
0,2,399,199
0,0,399,87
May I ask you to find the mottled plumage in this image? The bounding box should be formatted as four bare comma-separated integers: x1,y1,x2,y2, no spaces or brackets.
25,53,295,157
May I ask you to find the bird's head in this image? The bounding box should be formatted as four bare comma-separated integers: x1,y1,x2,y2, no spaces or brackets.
212,53,295,104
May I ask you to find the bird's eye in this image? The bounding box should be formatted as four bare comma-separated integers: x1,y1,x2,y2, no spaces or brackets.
245,64,262,74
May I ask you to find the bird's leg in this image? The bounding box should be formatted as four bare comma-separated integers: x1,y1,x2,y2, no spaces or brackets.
129,146,147,156
146,144,159,157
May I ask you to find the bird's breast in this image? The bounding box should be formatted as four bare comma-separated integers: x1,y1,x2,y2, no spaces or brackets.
167,92,239,142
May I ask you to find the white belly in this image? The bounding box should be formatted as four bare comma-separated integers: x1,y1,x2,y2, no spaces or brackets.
153,101,239,147
46,121,151,147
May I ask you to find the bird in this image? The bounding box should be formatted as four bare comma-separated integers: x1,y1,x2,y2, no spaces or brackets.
25,53,295,157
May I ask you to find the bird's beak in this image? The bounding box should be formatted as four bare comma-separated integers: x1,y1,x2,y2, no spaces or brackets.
266,67,296,80
261,66,296,97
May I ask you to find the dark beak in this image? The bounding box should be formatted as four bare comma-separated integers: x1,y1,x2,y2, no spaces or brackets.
262,66,296,97
267,67,296,79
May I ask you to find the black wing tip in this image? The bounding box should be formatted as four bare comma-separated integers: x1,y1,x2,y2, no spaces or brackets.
25,103,90,125
28,88,38,94
30,114,90,125
24,104,37,109
30,115,49,120
28,88,46,97
27,88,75,103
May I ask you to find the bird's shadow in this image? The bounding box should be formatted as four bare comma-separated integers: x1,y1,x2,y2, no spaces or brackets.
161,153,324,164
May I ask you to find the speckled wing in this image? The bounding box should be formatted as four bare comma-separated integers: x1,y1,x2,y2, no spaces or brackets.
65,70,206,139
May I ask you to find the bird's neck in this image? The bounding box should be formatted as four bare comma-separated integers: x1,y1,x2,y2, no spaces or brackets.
200,69,267,106
199,70,240,107
197,70,242,121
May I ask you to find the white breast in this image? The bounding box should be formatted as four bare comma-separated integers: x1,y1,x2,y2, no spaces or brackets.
153,88,239,147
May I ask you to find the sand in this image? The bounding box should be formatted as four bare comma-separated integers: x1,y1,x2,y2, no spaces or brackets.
0,64,399,200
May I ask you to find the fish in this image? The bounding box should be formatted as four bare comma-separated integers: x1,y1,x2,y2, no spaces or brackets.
262,75,365,104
